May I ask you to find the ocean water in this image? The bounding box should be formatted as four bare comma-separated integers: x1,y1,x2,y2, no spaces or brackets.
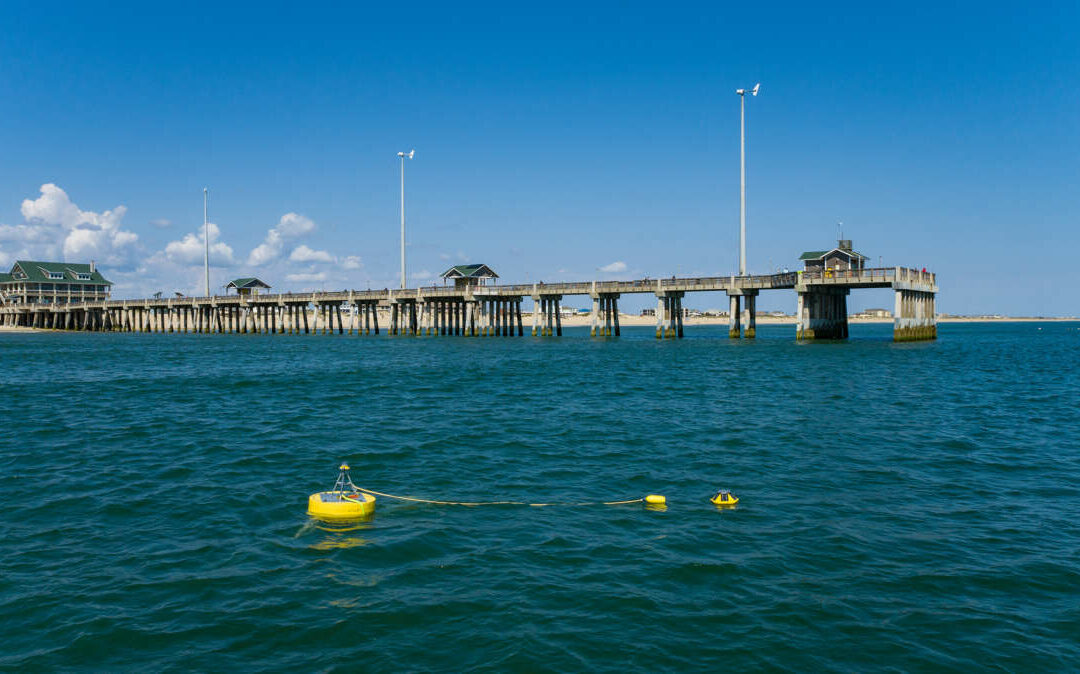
2,323,1078,671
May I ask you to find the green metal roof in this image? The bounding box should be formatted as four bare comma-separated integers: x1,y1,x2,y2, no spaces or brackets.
799,248,868,261
0,273,11,283
227,277,271,289
440,264,498,279
6,261,112,286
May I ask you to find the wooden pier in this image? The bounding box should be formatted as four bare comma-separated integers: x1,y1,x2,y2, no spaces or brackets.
0,267,938,341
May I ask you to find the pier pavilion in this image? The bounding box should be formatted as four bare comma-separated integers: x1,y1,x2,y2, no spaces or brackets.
226,278,272,296
440,264,498,289
798,239,869,273
0,260,111,306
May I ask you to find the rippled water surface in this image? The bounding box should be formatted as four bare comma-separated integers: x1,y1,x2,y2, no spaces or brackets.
2,323,1079,670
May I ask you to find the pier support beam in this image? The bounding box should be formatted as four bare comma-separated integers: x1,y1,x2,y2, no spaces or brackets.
590,296,600,337
656,291,683,339
893,289,937,342
728,295,741,338
744,294,757,339
594,293,620,337
796,287,849,340
726,289,757,338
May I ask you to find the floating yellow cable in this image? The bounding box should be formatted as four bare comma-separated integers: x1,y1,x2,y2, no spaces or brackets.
355,486,664,508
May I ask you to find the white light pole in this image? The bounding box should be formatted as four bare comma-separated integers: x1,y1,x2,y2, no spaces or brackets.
203,187,210,297
397,149,415,289
736,83,759,276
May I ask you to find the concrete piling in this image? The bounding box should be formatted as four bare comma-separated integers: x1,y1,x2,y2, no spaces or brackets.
795,288,849,340
893,289,937,341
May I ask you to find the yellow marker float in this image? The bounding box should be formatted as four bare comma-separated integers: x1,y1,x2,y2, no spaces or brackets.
710,490,739,507
308,464,376,520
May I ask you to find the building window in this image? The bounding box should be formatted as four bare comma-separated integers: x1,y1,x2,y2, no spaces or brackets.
76,273,92,280
48,272,65,280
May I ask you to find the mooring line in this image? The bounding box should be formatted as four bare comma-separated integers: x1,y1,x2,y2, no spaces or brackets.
355,486,649,508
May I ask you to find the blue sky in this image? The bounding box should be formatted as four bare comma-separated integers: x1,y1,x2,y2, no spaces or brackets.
1,1,1077,315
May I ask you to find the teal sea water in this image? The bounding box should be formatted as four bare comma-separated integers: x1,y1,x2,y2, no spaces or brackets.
2,323,1079,670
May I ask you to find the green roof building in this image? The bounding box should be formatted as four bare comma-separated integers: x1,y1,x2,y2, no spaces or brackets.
0,261,112,306
798,240,868,272
225,277,272,296
439,264,498,289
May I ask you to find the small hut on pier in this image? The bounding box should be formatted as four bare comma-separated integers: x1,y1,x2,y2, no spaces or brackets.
226,277,271,296
439,264,498,289
799,240,868,272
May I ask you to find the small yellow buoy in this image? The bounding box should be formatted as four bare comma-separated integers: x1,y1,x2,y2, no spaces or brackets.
710,490,739,507
308,463,376,520
644,494,667,505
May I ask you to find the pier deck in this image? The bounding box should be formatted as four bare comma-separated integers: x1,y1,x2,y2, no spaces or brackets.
0,267,937,341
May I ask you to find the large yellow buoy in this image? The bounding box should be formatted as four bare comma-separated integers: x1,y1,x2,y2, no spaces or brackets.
308,464,376,520
710,490,739,507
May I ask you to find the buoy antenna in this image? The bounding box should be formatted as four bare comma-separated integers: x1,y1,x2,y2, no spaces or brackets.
331,462,359,493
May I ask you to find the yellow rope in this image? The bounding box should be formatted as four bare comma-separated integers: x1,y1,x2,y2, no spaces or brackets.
355,486,644,508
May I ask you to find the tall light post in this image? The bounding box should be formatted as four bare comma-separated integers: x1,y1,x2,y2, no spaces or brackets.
736,83,759,275
397,149,415,289
203,187,210,296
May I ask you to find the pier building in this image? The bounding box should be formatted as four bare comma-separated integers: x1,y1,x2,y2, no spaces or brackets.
226,278,272,296
440,264,498,289
799,240,868,272
0,261,111,305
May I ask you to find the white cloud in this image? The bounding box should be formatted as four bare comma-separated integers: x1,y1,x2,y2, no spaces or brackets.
247,241,278,267
0,189,374,298
286,272,327,283
247,212,316,266
276,212,316,238
599,261,627,273
289,245,334,263
0,223,55,243
10,183,139,267
411,269,433,281
163,222,235,266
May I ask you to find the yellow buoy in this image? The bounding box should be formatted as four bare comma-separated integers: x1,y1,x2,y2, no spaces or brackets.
308,490,375,519
710,490,739,507
308,463,375,520
644,494,666,505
